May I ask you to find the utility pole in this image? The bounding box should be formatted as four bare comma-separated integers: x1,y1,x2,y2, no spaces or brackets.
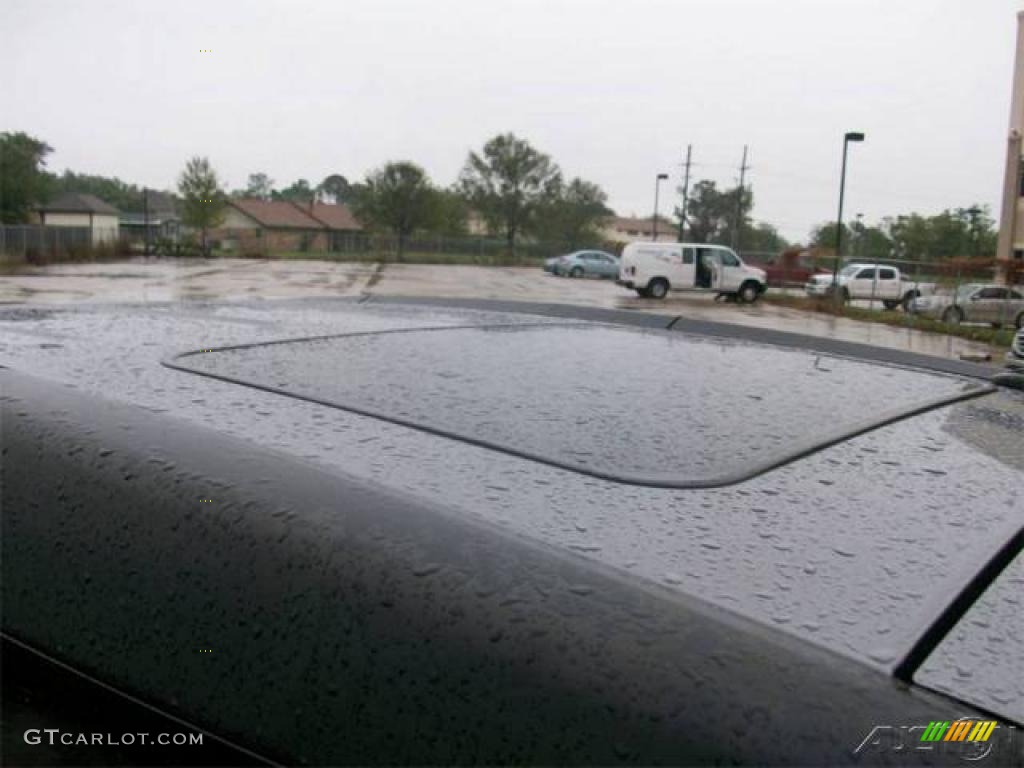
677,144,692,242
732,145,749,250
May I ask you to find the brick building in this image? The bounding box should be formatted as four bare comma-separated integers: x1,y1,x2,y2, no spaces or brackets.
213,200,361,254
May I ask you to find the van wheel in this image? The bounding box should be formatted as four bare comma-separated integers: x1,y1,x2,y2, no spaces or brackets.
738,281,761,304
647,279,669,300
942,307,963,325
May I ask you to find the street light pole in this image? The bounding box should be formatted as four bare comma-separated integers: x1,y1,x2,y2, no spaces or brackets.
831,132,865,302
653,173,668,241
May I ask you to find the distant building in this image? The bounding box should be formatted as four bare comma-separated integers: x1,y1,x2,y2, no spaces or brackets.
36,193,120,244
212,199,362,253
120,191,181,247
602,215,675,244
997,11,1024,280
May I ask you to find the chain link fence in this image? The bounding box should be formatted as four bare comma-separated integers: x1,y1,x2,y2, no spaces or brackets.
0,225,125,264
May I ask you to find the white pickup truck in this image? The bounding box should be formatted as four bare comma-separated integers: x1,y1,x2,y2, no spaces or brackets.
804,263,937,310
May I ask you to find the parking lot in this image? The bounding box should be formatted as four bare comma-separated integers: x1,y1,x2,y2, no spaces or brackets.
0,256,1001,362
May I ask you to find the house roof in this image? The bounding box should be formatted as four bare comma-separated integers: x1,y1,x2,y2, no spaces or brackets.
229,199,324,229
306,203,362,231
38,193,120,215
609,215,659,231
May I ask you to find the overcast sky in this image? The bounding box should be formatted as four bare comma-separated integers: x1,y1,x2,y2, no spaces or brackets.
4,0,1020,242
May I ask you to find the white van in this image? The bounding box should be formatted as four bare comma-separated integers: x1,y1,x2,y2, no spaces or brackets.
617,242,767,302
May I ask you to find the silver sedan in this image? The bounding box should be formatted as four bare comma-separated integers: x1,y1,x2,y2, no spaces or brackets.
912,283,1024,328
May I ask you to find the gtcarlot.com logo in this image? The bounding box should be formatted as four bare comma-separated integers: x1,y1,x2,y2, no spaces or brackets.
24,729,203,747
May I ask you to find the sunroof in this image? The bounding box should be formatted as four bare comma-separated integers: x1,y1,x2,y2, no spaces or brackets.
166,323,991,488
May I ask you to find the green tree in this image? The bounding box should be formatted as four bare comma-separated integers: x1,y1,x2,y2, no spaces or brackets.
352,161,440,259
743,221,789,254
810,221,853,253
243,172,274,200
48,170,146,211
959,205,997,257
458,133,561,250
430,187,470,237
533,177,612,249
678,180,748,245
317,174,351,205
178,156,226,255
883,214,933,260
273,179,315,203
0,132,53,223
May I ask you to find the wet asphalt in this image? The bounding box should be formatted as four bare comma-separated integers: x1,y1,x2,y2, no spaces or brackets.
0,256,1001,363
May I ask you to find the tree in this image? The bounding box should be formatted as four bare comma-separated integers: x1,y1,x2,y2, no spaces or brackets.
244,172,274,200
48,170,147,211
352,161,440,259
178,156,226,255
533,177,612,249
743,221,789,254
317,174,352,205
959,205,997,258
458,133,561,250
274,179,316,203
0,132,53,223
811,206,996,262
678,180,747,245
430,187,470,237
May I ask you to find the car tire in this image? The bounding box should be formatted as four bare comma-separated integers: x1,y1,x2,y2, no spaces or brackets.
738,281,761,304
942,307,964,326
882,300,899,311
570,266,584,278
647,279,669,300
635,288,649,298
901,292,918,312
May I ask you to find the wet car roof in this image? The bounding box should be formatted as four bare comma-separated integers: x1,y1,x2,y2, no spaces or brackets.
917,549,1024,723
166,323,987,488
1,299,1021,682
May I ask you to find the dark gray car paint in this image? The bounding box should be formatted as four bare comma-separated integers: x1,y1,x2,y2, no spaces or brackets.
1,298,1022,765
1,367,1012,766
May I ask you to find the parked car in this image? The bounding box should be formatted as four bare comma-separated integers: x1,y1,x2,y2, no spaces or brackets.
805,263,937,310
551,250,620,278
1008,326,1024,370
913,283,1024,329
760,249,829,287
3,299,1023,766
617,241,766,302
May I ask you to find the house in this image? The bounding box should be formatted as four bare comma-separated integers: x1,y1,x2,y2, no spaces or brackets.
36,193,120,244
212,199,362,254
304,202,363,250
602,215,676,245
119,191,181,247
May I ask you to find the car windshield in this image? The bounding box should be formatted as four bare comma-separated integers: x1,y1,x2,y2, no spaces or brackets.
839,265,863,277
